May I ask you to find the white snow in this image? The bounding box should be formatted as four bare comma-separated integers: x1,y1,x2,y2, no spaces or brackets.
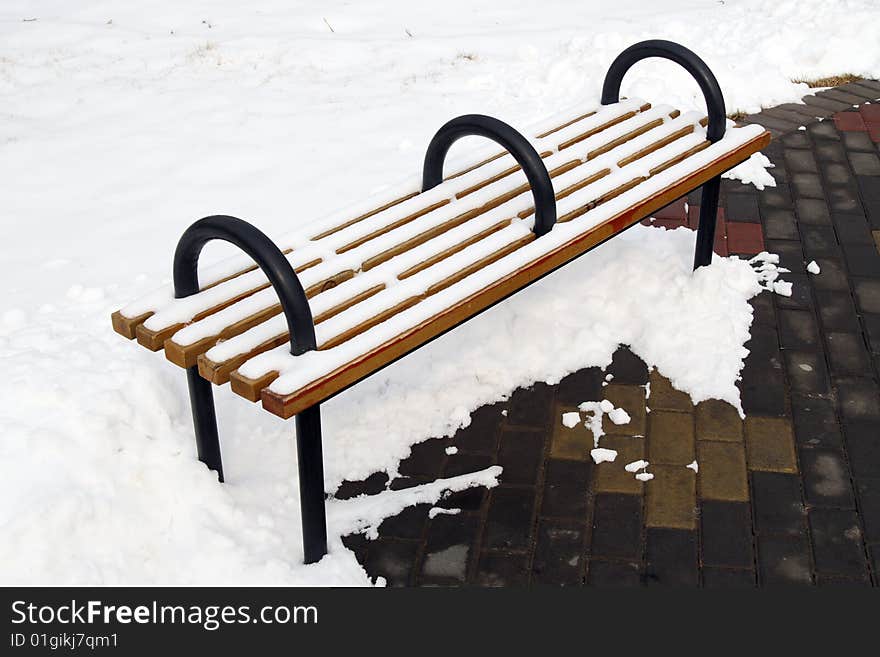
607,407,631,425
2,0,872,585
445,446,458,455
428,507,461,519
562,411,581,428
635,472,655,482
686,460,699,473
590,448,618,464
625,459,650,473
722,152,777,191
807,260,821,274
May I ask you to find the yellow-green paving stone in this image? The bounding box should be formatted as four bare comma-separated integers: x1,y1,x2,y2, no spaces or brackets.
646,465,697,529
697,441,749,501
601,384,646,436
647,410,695,465
550,405,592,461
745,416,798,473
695,399,743,442
594,436,645,494
647,370,692,411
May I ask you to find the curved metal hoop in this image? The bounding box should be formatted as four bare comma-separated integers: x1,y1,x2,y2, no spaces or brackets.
173,214,316,355
601,40,727,143
422,114,557,237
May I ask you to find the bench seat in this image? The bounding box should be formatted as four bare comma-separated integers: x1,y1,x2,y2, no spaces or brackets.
112,98,769,419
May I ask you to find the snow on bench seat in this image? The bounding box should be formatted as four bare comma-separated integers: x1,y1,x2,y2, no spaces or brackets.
111,99,769,419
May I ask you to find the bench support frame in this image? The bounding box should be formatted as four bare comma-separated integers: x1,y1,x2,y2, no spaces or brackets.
601,39,727,269
169,40,738,566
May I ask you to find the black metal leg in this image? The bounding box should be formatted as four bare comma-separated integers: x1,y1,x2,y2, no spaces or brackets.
693,174,721,269
295,404,328,564
185,366,224,482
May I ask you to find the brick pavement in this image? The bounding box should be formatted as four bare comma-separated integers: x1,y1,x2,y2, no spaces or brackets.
340,80,880,587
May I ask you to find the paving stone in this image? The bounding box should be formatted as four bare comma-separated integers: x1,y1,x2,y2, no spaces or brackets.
399,438,449,479
591,493,642,560
832,212,873,244
485,487,535,551
826,332,872,376
791,172,825,199
443,452,493,479
826,184,863,213
695,399,743,442
800,448,855,508
839,82,880,101
475,552,531,587
587,559,642,587
759,183,793,208
701,501,755,568
842,242,880,277
726,221,765,254
821,89,867,106
644,528,699,586
745,416,798,473
778,309,820,350
865,313,880,352
784,350,830,395
550,405,593,461
497,428,544,486
541,458,590,518
556,366,603,405
794,197,831,224
762,208,798,240
606,346,648,385
810,256,850,291
751,471,806,535
379,504,431,540
726,192,760,223
645,465,697,530
601,384,646,436
849,151,880,176
744,113,798,134
802,94,850,113
814,288,861,332
420,514,481,584
758,534,813,586
647,370,691,412
334,471,389,500
853,278,880,313
774,274,813,311
821,161,852,184
452,402,506,453
844,422,880,480
855,478,880,543
858,174,880,201
833,111,867,132
875,229,880,253
843,131,876,153
654,198,687,220
750,292,776,327
784,148,818,173
801,225,841,259
364,539,419,587
594,436,644,495
791,394,844,449
532,519,585,586
779,102,833,120
809,509,867,579
836,377,880,420
702,567,756,588
739,327,788,417
647,411,695,466
814,139,847,162
808,119,842,140
771,112,813,132
698,441,749,502
816,574,872,587
506,382,556,429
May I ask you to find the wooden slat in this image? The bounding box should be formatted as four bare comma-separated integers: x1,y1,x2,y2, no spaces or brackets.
242,129,771,418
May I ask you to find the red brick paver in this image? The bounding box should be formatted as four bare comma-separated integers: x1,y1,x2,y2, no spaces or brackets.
726,222,764,255
833,111,867,132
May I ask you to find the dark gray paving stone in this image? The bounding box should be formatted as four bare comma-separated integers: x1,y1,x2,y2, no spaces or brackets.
849,151,880,176
751,471,807,535
739,325,788,416
845,421,880,480
744,114,799,134
816,574,872,587
726,192,760,223
757,534,813,586
801,225,841,259
557,367,603,405
857,174,880,201
810,256,851,291
791,394,844,449
843,131,876,153
842,243,880,277
825,332,872,376
784,350,829,394
475,551,530,587
778,102,832,119
701,501,755,568
826,184,864,213
799,448,855,508
815,139,847,162
855,478,880,543
420,514,481,584
766,239,806,273
785,148,819,172
644,528,699,587
760,183,794,209
750,292,776,327
809,120,841,140
809,508,867,579
702,567,757,588
364,539,419,587
763,208,799,240
532,519,585,586
774,274,813,311
863,313,880,353
821,162,852,184
802,94,850,113
541,458,590,519
484,487,535,551
836,377,880,421
587,559,642,587
814,288,861,333
335,471,389,500
378,504,430,540
838,82,880,100
399,438,449,479
832,212,873,244
452,402,506,453
771,112,813,132
507,383,556,428
795,197,831,224
606,346,648,385
497,428,544,486
791,172,825,199
819,89,865,106
778,309,820,349
591,494,641,561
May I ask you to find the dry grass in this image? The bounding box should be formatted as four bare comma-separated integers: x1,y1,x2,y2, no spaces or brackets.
793,73,863,88
727,110,748,121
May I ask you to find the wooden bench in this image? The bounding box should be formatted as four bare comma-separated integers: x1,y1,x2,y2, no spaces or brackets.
111,40,770,563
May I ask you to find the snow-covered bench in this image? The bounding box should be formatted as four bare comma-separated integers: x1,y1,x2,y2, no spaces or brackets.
111,40,769,564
